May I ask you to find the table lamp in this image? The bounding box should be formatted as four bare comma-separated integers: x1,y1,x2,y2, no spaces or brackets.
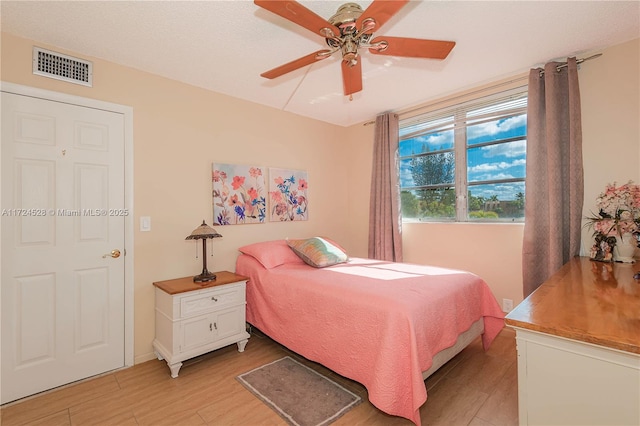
185,220,222,283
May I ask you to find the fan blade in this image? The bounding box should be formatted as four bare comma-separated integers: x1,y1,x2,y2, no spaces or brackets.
260,50,332,79
356,0,409,34
369,36,455,59
341,60,363,96
255,0,340,38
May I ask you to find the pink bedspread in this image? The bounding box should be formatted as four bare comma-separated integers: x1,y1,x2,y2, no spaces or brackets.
236,255,505,425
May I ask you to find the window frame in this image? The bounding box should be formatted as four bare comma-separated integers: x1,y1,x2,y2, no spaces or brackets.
398,86,528,223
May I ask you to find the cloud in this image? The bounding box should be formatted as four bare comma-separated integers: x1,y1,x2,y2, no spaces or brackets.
472,172,517,181
467,115,527,139
399,162,415,187
479,140,526,158
468,159,525,173
414,132,453,150
470,182,525,200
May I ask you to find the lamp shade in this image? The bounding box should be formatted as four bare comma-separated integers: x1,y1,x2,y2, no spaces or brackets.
185,220,222,240
186,220,222,283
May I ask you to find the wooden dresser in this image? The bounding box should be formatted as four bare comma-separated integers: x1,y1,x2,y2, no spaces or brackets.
505,257,639,425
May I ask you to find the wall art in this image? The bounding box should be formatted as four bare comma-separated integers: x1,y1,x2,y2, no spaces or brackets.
212,163,266,225
269,168,309,222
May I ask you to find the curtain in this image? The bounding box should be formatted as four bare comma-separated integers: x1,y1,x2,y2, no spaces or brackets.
368,112,403,261
522,57,584,297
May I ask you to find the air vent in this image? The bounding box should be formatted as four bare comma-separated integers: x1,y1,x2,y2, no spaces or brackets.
32,47,93,87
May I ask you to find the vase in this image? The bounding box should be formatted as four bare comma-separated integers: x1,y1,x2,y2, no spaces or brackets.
613,233,637,263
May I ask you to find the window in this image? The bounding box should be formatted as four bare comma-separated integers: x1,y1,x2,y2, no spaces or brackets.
399,88,527,222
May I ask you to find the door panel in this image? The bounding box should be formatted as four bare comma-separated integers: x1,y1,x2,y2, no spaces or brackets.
75,163,109,242
75,267,110,350
14,111,56,145
216,307,245,340
181,314,215,353
15,273,56,366
1,92,126,404
14,159,56,245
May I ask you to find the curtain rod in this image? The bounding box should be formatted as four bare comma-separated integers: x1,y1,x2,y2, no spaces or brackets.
364,52,603,126
539,53,602,77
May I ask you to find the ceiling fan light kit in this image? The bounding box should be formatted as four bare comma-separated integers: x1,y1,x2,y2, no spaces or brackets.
255,0,456,97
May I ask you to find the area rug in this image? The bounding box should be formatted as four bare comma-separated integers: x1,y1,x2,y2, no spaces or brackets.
236,356,361,426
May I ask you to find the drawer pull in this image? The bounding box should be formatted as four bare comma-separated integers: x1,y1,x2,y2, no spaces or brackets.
211,296,218,302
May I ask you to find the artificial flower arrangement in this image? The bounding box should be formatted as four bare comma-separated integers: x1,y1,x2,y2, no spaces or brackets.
586,181,640,262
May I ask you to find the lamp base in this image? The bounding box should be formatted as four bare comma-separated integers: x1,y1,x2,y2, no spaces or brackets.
193,271,217,283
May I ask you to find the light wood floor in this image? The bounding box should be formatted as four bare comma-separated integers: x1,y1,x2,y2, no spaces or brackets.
1,327,518,426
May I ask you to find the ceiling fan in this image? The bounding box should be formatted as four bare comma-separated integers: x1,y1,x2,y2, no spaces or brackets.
254,0,456,98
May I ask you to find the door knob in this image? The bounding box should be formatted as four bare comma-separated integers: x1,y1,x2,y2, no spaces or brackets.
102,249,121,259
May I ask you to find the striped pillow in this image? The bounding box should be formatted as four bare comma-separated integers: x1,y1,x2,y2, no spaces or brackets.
286,237,348,268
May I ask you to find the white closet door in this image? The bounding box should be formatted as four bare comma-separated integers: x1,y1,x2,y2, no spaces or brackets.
1,92,126,403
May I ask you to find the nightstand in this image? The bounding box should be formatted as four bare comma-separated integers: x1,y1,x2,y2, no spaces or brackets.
152,271,250,377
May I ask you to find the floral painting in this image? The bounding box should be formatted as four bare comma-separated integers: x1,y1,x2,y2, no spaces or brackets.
212,164,266,225
269,168,309,222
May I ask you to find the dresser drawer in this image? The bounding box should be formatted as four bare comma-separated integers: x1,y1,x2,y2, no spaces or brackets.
179,282,244,318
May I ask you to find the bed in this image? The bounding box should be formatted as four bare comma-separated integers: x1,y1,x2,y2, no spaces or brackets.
235,238,505,425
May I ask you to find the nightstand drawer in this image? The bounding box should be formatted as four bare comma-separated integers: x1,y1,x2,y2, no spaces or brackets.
179,283,244,318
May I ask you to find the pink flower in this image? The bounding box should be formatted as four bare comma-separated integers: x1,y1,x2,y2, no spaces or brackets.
228,194,243,207
247,187,258,201
270,190,283,203
274,203,288,216
298,179,308,191
213,170,227,182
274,176,284,186
232,175,245,190
249,167,262,178
589,180,640,237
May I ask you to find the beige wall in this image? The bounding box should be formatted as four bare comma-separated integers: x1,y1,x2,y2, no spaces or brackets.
2,31,638,363
344,38,640,310
580,39,640,253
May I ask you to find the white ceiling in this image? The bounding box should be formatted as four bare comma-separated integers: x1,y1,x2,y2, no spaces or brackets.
1,1,639,127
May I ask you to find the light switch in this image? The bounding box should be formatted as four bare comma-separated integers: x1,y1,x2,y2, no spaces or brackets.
140,216,151,232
